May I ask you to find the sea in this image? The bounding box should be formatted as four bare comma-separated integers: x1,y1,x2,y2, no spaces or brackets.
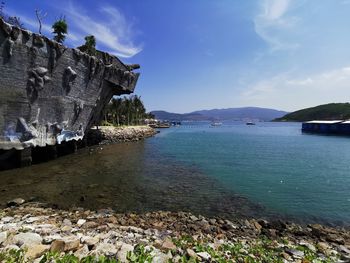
0,121,349,226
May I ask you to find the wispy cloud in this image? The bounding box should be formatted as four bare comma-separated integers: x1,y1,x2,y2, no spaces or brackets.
254,0,300,51
241,67,350,111
65,3,142,58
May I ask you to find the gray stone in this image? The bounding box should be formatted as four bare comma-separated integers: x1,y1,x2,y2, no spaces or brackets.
197,252,211,260
116,242,134,262
286,249,304,259
77,219,86,226
13,232,43,248
1,216,14,223
94,243,118,257
0,231,7,244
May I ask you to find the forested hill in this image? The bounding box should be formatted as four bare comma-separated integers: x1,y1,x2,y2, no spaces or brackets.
152,107,287,121
274,103,350,122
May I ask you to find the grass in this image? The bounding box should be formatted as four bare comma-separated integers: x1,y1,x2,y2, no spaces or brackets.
0,238,338,263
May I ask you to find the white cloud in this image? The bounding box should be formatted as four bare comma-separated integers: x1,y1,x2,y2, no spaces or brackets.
254,0,300,51
240,67,350,111
262,0,290,20
65,3,142,58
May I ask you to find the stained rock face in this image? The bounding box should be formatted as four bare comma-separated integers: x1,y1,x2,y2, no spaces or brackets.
0,18,140,150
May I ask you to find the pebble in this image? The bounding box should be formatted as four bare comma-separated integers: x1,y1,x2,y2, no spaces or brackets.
77,219,86,226
0,205,346,262
197,251,211,260
0,231,7,244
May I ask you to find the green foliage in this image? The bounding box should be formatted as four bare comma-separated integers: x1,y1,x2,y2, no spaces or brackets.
79,35,97,56
169,236,337,263
102,95,153,126
0,249,27,263
52,17,68,43
275,103,350,122
126,245,154,262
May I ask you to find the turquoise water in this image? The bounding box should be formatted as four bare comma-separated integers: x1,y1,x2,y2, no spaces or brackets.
150,122,350,224
0,122,349,225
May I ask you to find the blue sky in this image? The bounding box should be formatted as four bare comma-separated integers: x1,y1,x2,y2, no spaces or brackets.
5,0,350,112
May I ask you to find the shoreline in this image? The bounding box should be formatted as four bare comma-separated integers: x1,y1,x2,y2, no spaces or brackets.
0,203,349,262
86,125,158,145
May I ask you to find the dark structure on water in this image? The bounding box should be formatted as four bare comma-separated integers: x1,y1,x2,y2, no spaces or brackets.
0,19,140,169
302,120,350,135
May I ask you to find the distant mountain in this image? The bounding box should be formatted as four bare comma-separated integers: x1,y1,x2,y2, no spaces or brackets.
274,103,350,122
151,107,288,122
150,111,210,121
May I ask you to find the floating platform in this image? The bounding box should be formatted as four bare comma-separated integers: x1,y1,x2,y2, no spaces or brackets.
302,120,350,135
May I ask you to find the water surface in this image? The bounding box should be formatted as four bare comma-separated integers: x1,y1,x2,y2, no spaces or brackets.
0,122,349,225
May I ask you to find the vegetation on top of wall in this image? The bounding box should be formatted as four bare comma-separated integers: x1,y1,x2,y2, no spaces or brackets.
78,35,97,56
52,17,68,43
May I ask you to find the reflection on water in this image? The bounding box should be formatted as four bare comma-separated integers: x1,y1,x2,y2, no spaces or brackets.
0,140,268,220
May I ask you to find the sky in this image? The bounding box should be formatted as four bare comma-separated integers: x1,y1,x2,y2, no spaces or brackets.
4,0,350,113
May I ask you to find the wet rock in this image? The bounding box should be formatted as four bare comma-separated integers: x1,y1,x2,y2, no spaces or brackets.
7,198,25,207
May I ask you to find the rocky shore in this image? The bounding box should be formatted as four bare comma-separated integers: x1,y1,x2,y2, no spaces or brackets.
86,126,157,145
0,202,349,262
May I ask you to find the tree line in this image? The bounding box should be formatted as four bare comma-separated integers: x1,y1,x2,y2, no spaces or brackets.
102,96,154,126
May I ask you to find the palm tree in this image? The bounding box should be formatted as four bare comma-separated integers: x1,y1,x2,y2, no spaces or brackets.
52,17,68,43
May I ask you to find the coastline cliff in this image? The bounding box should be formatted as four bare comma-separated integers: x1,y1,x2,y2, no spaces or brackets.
0,18,139,151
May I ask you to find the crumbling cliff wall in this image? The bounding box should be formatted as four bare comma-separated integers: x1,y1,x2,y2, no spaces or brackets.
0,19,139,150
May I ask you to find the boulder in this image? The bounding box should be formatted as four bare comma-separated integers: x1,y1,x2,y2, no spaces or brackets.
26,244,50,259
13,232,42,248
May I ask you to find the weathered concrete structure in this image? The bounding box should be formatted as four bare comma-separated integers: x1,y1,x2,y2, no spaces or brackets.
0,18,139,152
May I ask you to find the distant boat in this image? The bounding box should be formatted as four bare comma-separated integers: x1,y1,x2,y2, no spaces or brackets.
246,122,255,125
210,122,222,127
